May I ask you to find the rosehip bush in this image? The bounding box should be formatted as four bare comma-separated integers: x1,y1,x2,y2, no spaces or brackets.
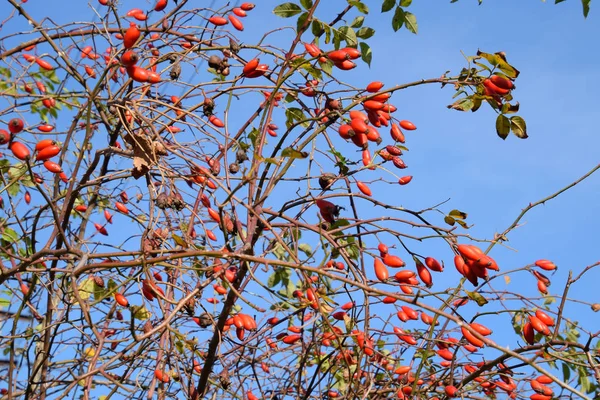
0,1,598,399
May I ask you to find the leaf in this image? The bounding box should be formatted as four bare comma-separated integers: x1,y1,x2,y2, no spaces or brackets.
348,0,369,14
320,59,333,75
273,3,303,18
267,270,282,288
495,114,510,140
391,7,405,31
510,116,528,139
444,216,455,226
582,0,590,17
447,97,474,112
350,16,364,28
285,107,308,128
123,132,163,179
296,12,309,33
132,305,151,320
504,275,511,285
403,11,418,34
476,50,520,78
2,228,19,243
455,219,469,229
501,102,520,114
359,42,372,66
299,0,313,9
0,297,10,309
298,243,313,256
400,0,412,5
465,290,488,306
381,0,395,12
281,147,308,159
449,209,467,219
562,362,571,382
301,62,323,80
356,26,375,39
311,19,323,36
172,233,189,248
337,26,358,47
77,278,95,300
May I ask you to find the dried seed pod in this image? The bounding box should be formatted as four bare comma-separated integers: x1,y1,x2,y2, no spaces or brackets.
170,192,185,211
170,63,181,80
156,192,171,209
236,148,248,163
208,55,222,69
229,162,240,174
319,173,336,191
197,312,213,328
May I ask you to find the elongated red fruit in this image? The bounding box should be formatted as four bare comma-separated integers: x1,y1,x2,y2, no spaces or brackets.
416,259,432,287
11,141,30,160
424,257,443,272
523,321,535,344
490,74,514,90
366,81,384,92
228,14,244,31
282,334,301,344
399,120,416,130
115,293,129,307
36,145,61,161
356,181,372,196
398,176,412,185
374,258,389,281
535,309,555,326
123,23,140,49
535,259,557,271
209,16,228,26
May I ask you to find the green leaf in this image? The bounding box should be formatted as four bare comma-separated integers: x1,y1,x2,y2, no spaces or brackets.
267,270,282,288
299,0,313,9
391,7,405,31
299,243,313,256
350,16,364,28
501,102,520,114
403,11,418,34
477,50,520,78
400,0,412,5
172,233,188,248
356,27,375,39
444,215,456,226
248,127,260,147
273,3,303,18
281,147,308,159
296,12,310,33
77,278,95,300
582,0,590,17
359,42,372,66
495,114,510,140
449,209,467,219
381,0,395,12
337,26,358,47
0,297,10,309
562,362,571,382
1,228,19,243
132,305,151,320
465,290,488,306
301,62,323,80
348,0,369,14
285,107,308,129
510,116,528,139
311,19,323,36
448,97,474,112
320,59,333,75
